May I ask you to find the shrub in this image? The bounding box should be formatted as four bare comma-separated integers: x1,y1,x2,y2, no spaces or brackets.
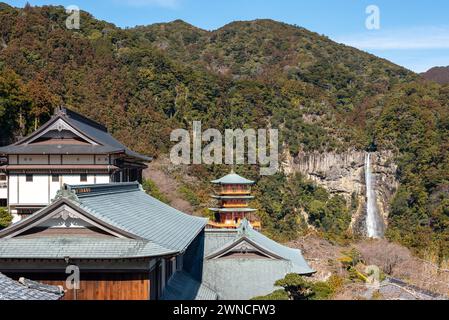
0,207,12,229
142,179,170,204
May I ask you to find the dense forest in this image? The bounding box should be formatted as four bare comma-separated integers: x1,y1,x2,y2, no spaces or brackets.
0,3,448,258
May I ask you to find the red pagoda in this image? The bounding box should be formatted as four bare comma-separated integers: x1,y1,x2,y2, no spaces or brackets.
208,171,261,230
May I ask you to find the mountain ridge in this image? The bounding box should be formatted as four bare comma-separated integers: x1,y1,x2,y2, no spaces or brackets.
422,66,449,84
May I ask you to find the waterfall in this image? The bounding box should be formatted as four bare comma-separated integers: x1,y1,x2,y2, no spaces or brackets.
365,153,384,238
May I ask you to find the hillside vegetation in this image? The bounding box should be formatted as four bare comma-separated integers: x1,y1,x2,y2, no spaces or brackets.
0,3,448,258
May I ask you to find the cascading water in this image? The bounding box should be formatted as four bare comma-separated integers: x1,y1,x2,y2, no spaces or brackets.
365,153,384,238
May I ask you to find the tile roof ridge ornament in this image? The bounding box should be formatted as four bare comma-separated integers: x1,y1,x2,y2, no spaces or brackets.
53,105,67,117
54,184,80,204
67,182,141,198
238,218,252,236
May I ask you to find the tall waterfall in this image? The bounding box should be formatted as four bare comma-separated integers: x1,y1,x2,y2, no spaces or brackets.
365,153,384,238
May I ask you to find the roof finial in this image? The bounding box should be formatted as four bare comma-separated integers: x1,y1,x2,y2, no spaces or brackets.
53,105,67,116
238,218,251,235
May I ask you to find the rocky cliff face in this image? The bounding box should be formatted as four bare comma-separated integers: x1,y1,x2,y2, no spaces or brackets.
282,150,399,235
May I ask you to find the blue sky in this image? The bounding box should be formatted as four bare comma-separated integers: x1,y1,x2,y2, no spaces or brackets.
5,0,449,72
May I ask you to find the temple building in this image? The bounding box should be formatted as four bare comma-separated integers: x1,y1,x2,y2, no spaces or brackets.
0,180,315,300
0,107,151,220
208,172,261,230
0,182,211,300
200,220,315,300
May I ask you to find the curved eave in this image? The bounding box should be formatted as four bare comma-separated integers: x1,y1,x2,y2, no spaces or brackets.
208,208,257,213
211,173,255,185
211,195,255,200
211,181,254,185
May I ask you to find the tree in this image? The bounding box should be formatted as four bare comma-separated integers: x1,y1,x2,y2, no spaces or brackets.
0,207,12,229
142,178,170,204
252,273,337,300
0,69,29,144
25,75,58,130
274,273,315,300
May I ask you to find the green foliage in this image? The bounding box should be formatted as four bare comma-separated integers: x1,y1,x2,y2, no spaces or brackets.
0,207,12,229
253,273,339,300
256,173,351,242
142,179,170,204
339,248,363,269
252,289,289,301
374,82,449,258
179,184,201,208
274,273,315,300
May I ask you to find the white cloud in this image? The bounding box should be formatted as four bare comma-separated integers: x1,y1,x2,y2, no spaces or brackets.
117,0,180,9
337,26,449,50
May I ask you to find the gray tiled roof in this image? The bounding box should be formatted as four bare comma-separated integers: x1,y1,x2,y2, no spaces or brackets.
0,107,151,162
202,220,315,300
0,273,63,300
206,220,314,274
203,258,304,300
161,271,218,300
0,183,207,259
0,237,175,259
211,173,254,185
70,183,208,253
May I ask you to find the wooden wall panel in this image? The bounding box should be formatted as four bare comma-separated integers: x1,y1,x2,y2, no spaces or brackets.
7,272,150,300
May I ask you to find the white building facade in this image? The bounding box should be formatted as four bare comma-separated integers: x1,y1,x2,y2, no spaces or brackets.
0,107,151,221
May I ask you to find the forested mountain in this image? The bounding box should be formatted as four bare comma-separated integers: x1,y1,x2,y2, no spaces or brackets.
0,3,448,258
422,66,449,84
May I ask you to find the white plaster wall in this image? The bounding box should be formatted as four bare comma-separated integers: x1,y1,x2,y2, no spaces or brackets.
0,174,6,199
8,173,112,206
49,176,62,202
61,174,95,186
18,174,49,205
8,174,18,204
95,174,110,184
0,186,7,199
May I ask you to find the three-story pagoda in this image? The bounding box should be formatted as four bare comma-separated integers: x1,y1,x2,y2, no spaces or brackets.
208,172,261,230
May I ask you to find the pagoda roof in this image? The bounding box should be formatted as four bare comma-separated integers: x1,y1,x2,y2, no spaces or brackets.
208,208,257,213
0,107,151,162
211,195,254,200
211,173,254,185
